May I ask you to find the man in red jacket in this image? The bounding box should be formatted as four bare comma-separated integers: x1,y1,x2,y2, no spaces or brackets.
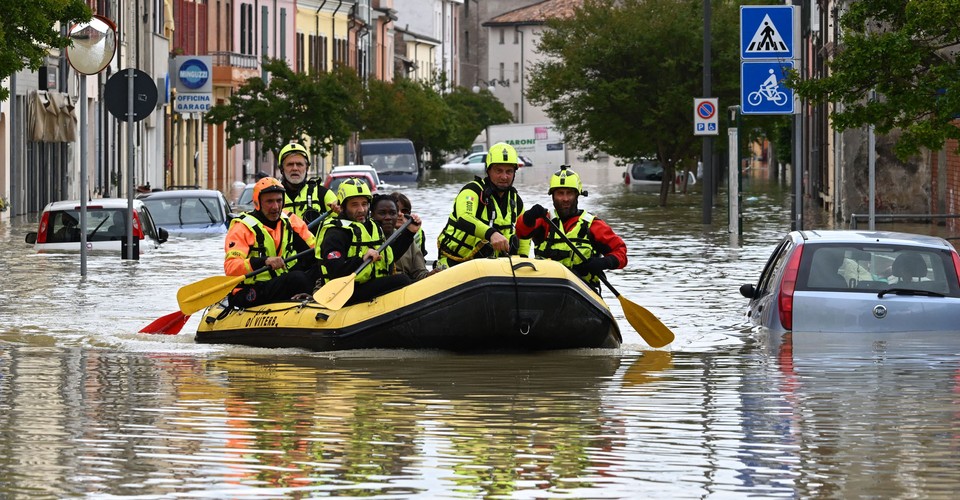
515,165,627,294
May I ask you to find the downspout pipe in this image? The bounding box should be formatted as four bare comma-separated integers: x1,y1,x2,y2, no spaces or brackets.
317,0,328,70
332,1,343,66
515,26,524,122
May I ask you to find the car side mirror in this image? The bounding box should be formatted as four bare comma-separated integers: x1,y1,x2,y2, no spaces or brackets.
157,227,169,244
739,283,756,299
25,232,37,244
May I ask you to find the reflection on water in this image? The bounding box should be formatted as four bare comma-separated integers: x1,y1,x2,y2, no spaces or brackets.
3,163,960,497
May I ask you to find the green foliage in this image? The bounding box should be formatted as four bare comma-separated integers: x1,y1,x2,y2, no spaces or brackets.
205,59,362,160
362,77,511,167
789,0,960,158
526,0,741,204
0,0,91,101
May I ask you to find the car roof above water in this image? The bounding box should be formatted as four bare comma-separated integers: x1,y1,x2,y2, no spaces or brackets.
797,229,954,250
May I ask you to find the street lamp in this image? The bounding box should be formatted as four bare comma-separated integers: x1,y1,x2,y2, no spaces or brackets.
472,78,510,93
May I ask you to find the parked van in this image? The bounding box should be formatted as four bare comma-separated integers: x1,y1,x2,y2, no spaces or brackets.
358,138,420,183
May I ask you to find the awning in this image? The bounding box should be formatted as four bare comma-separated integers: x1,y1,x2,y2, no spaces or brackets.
28,90,78,143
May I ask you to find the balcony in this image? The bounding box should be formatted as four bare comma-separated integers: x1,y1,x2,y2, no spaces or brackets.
210,51,260,86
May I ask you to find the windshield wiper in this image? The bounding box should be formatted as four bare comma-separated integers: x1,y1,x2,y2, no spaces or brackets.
198,198,218,223
878,288,946,298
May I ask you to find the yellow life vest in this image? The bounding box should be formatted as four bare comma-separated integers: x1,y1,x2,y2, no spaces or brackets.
437,178,522,263
536,212,600,284
284,179,336,220
232,212,296,284
317,218,392,285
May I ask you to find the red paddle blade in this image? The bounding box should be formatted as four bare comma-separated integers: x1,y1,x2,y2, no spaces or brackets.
139,311,191,335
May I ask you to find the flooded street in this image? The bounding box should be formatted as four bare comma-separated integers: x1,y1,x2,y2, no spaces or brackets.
2,162,960,498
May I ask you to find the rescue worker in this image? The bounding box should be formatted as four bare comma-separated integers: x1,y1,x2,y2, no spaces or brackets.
224,177,318,307
277,142,339,223
515,165,627,294
315,178,422,304
436,142,530,268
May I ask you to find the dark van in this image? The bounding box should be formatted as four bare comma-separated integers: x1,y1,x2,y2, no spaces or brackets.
358,138,420,183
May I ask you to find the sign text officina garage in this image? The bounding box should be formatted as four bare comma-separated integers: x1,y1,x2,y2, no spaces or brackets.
172,56,212,114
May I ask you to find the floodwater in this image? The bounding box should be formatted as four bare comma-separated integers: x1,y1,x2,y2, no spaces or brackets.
2,161,960,498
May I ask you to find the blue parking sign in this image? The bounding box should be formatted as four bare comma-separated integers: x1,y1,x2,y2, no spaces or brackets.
741,61,795,115
741,6,795,60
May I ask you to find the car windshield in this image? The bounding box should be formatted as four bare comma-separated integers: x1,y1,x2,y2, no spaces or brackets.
237,187,253,207
631,161,663,181
143,197,224,226
798,244,960,296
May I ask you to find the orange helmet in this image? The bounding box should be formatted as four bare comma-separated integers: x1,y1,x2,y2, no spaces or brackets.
252,177,285,211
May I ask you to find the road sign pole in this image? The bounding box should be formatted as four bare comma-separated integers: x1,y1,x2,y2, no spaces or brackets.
126,67,135,260
702,0,713,225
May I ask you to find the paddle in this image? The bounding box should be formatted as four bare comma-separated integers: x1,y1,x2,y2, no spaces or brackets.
312,218,414,311
542,217,675,348
139,210,330,335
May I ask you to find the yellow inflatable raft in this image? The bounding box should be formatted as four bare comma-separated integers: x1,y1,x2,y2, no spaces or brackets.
195,257,622,352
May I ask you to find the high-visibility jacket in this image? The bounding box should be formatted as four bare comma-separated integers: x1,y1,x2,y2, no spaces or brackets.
283,179,337,221
437,177,529,264
225,213,297,284
537,212,600,284
316,218,392,285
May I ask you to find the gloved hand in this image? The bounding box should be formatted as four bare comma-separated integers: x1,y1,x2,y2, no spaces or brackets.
522,204,549,225
573,255,614,276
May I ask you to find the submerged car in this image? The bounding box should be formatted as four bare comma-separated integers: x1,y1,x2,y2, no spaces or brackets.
25,198,168,254
323,165,382,194
137,189,231,237
624,159,696,186
441,151,487,170
740,230,960,333
233,183,255,213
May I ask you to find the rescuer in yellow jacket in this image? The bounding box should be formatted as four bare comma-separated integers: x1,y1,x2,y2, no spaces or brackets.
224,177,317,307
436,142,530,268
277,142,339,223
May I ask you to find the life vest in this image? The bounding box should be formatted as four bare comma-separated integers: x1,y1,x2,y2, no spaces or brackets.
437,177,521,263
284,179,333,220
536,212,600,284
231,212,297,284
317,218,392,285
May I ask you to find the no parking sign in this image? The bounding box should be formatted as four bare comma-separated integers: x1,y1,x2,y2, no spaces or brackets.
694,98,718,136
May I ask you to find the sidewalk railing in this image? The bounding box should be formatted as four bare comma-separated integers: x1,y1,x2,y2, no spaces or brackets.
850,213,960,230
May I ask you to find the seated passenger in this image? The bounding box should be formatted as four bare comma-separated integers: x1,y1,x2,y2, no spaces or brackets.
315,178,422,305
371,194,437,282
808,248,847,288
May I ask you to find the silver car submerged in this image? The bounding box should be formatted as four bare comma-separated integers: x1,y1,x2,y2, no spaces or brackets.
740,230,960,333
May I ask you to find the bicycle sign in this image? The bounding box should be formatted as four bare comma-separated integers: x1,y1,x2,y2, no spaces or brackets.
740,61,795,115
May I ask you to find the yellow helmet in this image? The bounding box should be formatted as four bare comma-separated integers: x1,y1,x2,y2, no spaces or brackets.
337,177,373,204
548,165,585,196
486,142,519,169
278,143,310,166
252,177,285,211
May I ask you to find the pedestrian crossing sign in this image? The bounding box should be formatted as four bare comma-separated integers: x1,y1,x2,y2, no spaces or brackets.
741,5,796,60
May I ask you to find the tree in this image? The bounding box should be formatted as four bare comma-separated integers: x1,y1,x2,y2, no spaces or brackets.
0,0,91,101
789,0,960,158
205,59,362,160
441,86,513,165
527,0,741,205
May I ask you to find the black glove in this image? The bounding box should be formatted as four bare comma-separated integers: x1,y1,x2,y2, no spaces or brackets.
573,255,615,275
522,204,548,225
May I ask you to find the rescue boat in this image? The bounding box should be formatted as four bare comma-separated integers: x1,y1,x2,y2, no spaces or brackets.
195,257,622,351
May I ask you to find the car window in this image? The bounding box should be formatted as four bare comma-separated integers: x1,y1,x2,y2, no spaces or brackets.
238,187,253,207
756,238,793,296
144,197,225,226
796,244,959,296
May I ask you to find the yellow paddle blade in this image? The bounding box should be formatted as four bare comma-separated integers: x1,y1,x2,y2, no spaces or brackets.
312,273,357,311
619,295,675,348
176,274,244,315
